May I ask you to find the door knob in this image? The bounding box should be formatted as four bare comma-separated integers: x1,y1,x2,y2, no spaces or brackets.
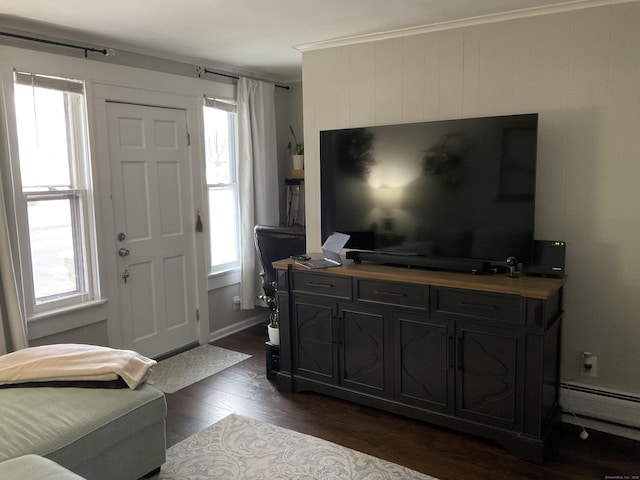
118,248,130,257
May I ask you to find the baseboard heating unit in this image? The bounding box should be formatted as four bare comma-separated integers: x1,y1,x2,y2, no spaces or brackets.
560,381,640,440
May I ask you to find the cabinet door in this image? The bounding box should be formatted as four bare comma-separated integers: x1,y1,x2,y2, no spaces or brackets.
339,304,390,397
455,324,523,430
292,296,337,384
395,313,452,413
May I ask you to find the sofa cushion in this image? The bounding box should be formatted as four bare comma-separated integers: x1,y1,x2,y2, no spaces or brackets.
0,454,85,479
0,384,166,463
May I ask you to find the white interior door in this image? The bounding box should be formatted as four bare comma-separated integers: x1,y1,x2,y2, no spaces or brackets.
106,102,197,358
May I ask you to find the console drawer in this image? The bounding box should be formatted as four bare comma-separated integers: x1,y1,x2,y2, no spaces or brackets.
356,279,428,310
291,271,351,299
431,287,522,324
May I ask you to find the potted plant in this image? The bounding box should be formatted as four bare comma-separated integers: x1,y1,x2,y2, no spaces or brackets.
258,293,280,345
289,125,304,170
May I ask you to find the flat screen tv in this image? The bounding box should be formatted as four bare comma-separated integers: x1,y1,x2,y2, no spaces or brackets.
320,113,538,271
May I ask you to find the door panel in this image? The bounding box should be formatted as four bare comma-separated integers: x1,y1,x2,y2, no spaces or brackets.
158,162,182,235
164,255,188,330
292,296,337,383
455,324,523,430
129,261,156,339
122,162,151,239
340,305,388,396
107,102,197,357
395,313,451,413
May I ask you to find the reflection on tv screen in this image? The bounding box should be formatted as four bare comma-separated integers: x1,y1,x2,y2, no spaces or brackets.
320,113,537,264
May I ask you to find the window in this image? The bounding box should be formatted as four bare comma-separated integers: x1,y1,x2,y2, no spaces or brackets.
12,72,98,316
203,98,240,273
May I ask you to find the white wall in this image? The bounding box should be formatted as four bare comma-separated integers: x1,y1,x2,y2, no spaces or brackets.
301,2,640,395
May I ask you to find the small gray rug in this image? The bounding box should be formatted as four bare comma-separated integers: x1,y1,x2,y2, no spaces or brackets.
151,414,438,479
147,345,251,394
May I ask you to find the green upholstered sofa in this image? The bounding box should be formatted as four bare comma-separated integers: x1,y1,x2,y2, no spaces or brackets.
0,384,166,479
0,454,86,479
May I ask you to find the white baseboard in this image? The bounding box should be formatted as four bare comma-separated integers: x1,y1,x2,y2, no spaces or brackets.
560,381,640,441
208,314,266,343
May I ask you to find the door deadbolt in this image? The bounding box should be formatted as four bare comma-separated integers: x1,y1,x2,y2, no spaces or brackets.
117,232,126,242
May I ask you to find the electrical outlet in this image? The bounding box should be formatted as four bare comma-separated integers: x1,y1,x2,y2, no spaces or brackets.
582,355,597,377
232,295,241,311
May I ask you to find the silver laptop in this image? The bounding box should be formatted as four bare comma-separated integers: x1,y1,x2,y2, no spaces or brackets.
296,232,350,269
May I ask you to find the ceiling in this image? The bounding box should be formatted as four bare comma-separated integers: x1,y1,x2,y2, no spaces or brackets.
0,0,602,82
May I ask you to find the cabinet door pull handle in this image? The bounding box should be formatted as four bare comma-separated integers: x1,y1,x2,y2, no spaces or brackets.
456,335,464,371
460,301,497,310
306,282,332,288
374,290,405,297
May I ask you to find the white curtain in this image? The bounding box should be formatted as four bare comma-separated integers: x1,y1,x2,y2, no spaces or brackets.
237,77,279,309
0,170,27,355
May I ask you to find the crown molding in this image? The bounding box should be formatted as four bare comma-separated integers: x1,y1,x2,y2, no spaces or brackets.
294,0,637,52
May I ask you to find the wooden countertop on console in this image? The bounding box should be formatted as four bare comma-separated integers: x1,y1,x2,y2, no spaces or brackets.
273,255,566,300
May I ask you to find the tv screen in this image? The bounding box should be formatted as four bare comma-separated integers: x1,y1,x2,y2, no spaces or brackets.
320,113,538,267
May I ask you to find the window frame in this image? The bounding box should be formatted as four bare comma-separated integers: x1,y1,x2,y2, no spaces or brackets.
11,71,99,318
203,97,241,275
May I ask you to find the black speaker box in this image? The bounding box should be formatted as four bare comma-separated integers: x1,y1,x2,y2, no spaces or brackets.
525,240,566,278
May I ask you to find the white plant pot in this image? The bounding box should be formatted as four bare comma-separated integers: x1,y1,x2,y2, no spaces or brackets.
268,325,280,346
292,155,304,170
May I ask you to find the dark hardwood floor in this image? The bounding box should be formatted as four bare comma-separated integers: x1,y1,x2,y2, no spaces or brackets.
164,323,639,480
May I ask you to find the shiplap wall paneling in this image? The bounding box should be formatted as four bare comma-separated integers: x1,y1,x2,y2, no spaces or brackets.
478,21,516,115
437,29,465,119
592,2,640,382
462,26,481,118
313,49,340,132
337,49,351,128
375,38,404,125
424,32,440,119
606,2,640,274
349,43,376,128
564,7,610,238
529,13,571,240
512,18,535,115
402,34,426,123
557,7,612,381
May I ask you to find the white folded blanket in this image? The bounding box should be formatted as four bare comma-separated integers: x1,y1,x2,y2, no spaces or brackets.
0,344,156,389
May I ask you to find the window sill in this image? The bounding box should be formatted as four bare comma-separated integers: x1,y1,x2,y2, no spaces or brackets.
28,298,109,323
208,268,241,291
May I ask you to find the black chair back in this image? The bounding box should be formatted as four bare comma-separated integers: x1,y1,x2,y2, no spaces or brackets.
254,225,306,297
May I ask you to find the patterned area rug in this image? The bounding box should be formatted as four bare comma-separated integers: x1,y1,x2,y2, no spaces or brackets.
151,414,438,479
147,345,251,394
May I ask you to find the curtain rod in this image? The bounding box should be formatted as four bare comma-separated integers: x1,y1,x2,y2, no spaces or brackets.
197,67,290,90
0,31,113,57
1,30,291,90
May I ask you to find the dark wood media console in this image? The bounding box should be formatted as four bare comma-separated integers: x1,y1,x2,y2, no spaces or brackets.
273,257,565,463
